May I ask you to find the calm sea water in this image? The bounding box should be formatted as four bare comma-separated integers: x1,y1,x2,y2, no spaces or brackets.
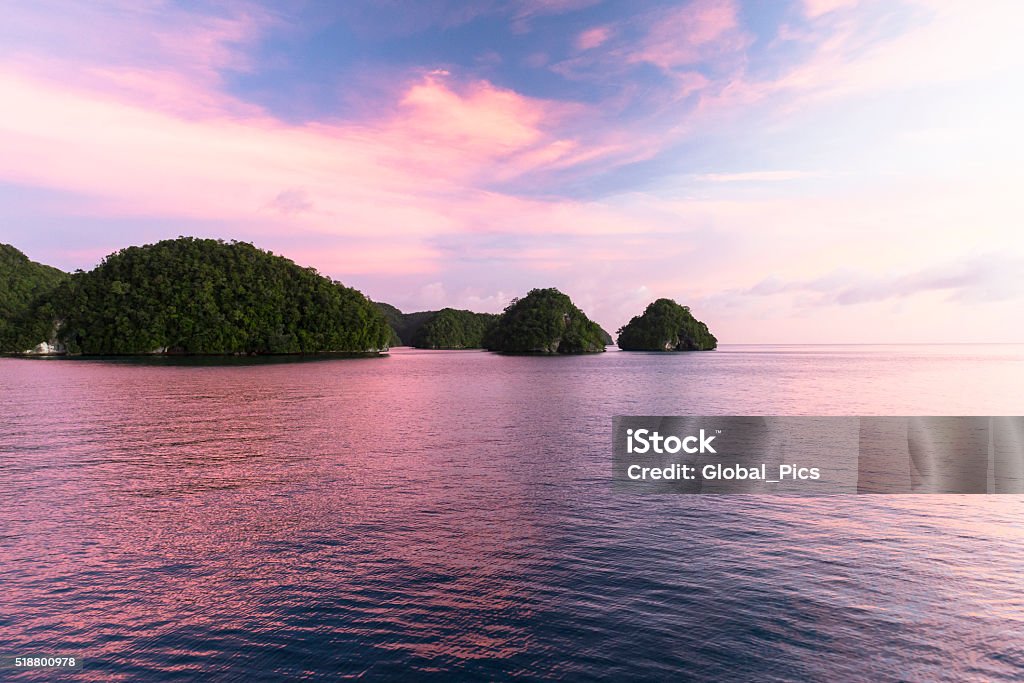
1,345,1023,681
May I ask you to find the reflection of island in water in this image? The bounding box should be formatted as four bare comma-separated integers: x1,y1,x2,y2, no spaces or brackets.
859,417,1024,493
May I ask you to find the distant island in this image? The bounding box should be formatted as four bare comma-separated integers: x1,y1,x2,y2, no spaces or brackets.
483,288,607,354
378,302,614,351
0,238,714,356
616,298,717,351
374,304,499,349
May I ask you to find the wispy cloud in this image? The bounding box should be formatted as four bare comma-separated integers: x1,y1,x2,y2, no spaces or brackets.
741,255,1023,306
575,26,612,51
625,0,750,71
802,0,861,18
695,171,817,182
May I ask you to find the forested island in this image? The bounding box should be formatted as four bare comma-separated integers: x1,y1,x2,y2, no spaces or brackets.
616,298,717,351
374,304,499,349
0,239,715,357
483,288,607,354
0,238,392,355
377,302,612,351
0,244,68,352
411,309,500,349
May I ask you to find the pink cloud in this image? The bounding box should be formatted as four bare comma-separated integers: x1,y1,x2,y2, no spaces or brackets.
627,0,750,70
693,0,1024,120
576,26,612,51
803,0,860,18
0,61,655,285
399,76,548,155
676,71,711,98
0,1,272,80
0,61,622,201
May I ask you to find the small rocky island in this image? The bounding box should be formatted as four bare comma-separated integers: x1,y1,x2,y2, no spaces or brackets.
483,287,606,354
0,238,392,355
616,298,717,351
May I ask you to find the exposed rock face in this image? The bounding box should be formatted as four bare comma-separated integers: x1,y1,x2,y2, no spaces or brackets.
617,299,717,351
23,340,66,355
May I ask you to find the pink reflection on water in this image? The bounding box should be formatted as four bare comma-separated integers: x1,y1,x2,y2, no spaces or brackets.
0,347,1023,679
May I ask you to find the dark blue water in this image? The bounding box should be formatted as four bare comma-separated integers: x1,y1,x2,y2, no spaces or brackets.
1,346,1023,680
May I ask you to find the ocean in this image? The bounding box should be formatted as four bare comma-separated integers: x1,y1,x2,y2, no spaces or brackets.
1,345,1022,680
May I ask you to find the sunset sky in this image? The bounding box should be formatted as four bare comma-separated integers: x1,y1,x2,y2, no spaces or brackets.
0,0,1021,342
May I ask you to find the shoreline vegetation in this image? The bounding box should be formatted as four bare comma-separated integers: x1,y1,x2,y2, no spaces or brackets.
0,238,715,358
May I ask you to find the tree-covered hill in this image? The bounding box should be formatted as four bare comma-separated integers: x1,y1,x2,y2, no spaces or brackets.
373,303,437,347
374,301,405,347
484,288,606,354
616,298,717,351
0,244,68,351
4,237,392,355
411,308,499,349
373,303,499,349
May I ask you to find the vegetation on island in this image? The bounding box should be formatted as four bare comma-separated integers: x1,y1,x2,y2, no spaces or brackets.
373,301,406,347
2,240,718,359
0,244,68,352
616,298,717,351
374,304,439,347
484,287,606,354
373,303,499,349
411,308,499,349
1,237,392,355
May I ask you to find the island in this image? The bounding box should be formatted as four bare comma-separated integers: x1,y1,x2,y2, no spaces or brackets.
616,298,717,351
0,237,392,355
373,301,406,347
0,244,68,353
378,302,612,350
483,287,606,354
374,304,498,349
410,308,500,349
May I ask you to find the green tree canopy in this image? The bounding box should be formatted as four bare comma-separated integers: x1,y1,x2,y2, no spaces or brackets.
374,301,405,347
484,287,606,354
373,303,438,347
411,308,499,349
8,237,392,355
616,298,717,351
0,244,68,351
